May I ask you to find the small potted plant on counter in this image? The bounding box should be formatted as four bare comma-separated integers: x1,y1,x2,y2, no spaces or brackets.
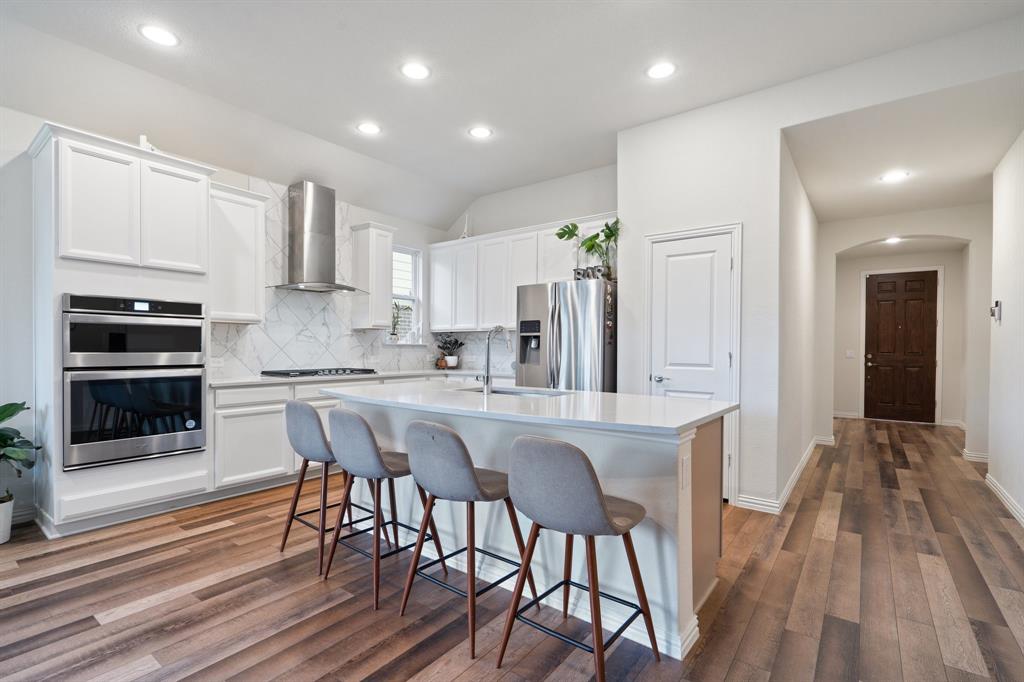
0,402,40,544
435,333,465,369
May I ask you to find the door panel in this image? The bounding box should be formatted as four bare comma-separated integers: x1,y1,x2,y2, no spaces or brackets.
864,270,937,422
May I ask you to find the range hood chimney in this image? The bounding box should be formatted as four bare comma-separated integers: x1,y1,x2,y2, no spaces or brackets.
275,180,364,293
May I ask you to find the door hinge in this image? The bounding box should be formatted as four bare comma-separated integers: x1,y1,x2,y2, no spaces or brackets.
728,452,732,467
730,256,734,271
728,351,733,368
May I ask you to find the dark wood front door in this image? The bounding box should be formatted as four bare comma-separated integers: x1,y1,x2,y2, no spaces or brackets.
864,270,938,423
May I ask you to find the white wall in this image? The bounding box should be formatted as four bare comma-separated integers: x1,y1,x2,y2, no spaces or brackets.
816,204,992,453
777,137,818,500
833,248,967,425
988,130,1024,511
446,164,616,238
0,107,37,522
618,16,1021,505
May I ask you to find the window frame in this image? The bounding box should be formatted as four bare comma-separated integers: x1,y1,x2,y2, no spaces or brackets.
389,245,423,344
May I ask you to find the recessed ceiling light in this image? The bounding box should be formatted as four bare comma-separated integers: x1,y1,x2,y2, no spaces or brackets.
401,62,431,80
646,62,676,79
879,169,911,184
139,24,179,47
885,237,902,244
468,126,493,139
357,121,381,135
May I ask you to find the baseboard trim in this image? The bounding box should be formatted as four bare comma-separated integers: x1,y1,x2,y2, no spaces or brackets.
987,474,1024,527
832,411,859,419
962,449,988,463
734,438,819,515
942,419,967,430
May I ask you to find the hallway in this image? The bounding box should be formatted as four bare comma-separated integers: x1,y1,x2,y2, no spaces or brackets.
685,418,1024,681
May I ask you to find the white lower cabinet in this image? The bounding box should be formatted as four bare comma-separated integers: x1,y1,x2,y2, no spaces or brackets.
214,402,293,487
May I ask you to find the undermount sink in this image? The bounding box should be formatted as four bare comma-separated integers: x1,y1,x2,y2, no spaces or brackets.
457,386,569,398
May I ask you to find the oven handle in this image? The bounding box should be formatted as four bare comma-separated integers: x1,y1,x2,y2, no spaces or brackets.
65,367,206,381
64,312,204,327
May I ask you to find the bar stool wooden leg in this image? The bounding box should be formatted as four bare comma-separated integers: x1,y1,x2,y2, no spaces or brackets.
366,479,391,549
387,477,401,547
467,501,477,658
496,522,541,669
503,498,539,605
417,484,447,575
562,534,574,618
623,531,660,660
585,535,606,682
317,465,329,575
323,473,355,579
372,478,383,610
280,459,309,552
399,493,436,616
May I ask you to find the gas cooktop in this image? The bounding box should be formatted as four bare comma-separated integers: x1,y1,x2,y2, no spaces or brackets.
261,367,378,378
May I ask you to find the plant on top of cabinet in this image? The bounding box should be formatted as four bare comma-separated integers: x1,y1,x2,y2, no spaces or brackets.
0,402,39,544
555,218,620,280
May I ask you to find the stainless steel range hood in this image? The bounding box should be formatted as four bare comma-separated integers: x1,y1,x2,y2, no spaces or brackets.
275,181,365,293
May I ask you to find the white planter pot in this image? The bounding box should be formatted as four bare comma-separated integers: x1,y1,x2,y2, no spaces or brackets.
0,498,12,544
445,356,459,368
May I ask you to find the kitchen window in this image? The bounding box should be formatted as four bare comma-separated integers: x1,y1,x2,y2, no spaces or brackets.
390,246,422,344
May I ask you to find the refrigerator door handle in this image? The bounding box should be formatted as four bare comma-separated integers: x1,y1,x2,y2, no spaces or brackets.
548,290,561,389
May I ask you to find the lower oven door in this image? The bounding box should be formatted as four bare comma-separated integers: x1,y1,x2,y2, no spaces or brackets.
63,367,206,470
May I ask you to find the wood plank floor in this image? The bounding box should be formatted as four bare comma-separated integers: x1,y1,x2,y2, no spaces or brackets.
1,419,1021,680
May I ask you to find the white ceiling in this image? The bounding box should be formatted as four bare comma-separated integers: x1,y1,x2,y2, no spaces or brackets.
838,236,968,260
785,71,1024,223
4,0,1023,207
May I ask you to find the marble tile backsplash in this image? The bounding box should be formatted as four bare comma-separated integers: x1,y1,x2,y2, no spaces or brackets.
208,178,517,379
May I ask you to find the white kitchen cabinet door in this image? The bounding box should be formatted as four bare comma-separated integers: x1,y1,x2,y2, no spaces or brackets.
453,242,479,330
58,138,141,266
538,228,579,283
506,232,538,324
430,246,455,332
209,185,266,323
477,237,509,330
141,160,210,274
215,402,293,487
352,224,395,329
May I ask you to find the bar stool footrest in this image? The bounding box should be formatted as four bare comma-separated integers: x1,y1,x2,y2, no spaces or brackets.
332,502,438,561
515,579,643,654
294,502,373,536
415,546,521,598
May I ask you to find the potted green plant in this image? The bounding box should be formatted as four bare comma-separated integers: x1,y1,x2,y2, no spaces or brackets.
435,333,465,369
0,402,40,544
390,301,411,342
555,218,620,279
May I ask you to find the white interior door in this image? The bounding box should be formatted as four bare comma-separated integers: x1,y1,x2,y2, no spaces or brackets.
649,231,737,497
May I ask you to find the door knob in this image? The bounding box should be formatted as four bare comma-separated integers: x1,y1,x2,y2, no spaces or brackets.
866,362,874,367
653,375,669,383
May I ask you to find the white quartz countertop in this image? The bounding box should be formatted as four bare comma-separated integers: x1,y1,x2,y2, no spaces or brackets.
320,382,738,437
208,369,511,389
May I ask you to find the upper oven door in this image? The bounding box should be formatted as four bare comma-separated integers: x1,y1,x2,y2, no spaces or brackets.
63,313,204,368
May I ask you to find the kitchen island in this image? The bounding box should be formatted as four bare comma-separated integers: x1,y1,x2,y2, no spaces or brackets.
321,381,739,659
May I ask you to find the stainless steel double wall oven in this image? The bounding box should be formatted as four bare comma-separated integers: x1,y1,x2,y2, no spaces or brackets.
62,294,206,470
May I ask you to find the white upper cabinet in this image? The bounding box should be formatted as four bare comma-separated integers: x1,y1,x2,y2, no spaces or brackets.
351,222,396,329
453,241,479,330
209,183,267,323
430,246,455,332
506,232,538,324
141,160,211,273
31,124,217,274
477,237,509,329
58,138,141,266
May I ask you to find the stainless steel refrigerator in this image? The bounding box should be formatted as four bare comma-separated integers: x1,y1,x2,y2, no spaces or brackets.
515,280,616,392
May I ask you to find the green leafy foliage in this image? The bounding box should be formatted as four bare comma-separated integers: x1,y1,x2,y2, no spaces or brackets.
435,333,465,356
555,218,621,269
0,402,39,475
555,223,580,241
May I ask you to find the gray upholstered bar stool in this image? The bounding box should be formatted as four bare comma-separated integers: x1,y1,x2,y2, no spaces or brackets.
322,407,447,610
496,435,660,681
280,399,350,575
399,421,538,658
